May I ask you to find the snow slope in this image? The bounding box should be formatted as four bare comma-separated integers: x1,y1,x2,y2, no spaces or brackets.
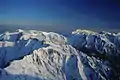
0,29,119,80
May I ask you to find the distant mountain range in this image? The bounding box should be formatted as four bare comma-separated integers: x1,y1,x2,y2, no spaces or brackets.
0,29,119,80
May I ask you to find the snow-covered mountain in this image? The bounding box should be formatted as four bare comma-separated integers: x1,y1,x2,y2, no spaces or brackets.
0,29,119,80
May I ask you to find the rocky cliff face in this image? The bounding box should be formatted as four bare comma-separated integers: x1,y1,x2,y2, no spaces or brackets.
0,29,119,80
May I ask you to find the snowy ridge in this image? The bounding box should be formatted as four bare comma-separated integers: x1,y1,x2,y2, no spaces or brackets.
0,29,119,80
69,29,120,57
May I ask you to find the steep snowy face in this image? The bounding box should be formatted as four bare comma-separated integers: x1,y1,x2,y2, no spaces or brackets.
99,31,120,50
0,42,113,80
0,29,66,68
69,29,120,55
0,29,119,80
68,29,120,79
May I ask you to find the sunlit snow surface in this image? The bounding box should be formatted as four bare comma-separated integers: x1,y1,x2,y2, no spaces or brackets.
0,29,120,80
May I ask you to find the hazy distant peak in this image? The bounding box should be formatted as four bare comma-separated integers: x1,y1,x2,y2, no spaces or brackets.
72,29,97,35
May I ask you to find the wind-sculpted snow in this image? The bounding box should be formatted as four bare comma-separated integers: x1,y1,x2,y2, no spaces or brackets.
0,29,119,80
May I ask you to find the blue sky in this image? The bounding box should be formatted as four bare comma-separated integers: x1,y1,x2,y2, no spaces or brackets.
0,0,120,33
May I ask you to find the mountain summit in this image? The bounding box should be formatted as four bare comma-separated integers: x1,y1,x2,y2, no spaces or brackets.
0,29,119,80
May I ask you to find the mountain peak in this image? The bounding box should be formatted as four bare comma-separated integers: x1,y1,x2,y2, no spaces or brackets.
0,29,119,80
72,29,97,35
